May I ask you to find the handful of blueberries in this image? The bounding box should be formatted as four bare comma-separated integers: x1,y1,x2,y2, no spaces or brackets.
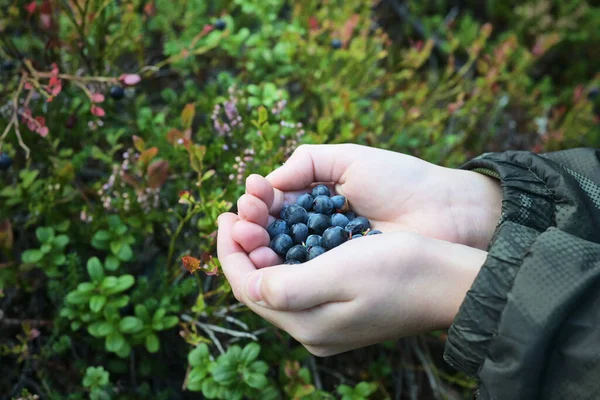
268,184,382,264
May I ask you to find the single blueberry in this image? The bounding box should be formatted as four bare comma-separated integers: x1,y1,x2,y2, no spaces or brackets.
331,213,350,228
269,234,294,257
344,216,371,235
367,229,383,235
290,223,309,244
286,245,307,262
312,195,334,214
311,184,330,197
2,60,15,71
331,39,343,50
267,219,290,239
322,226,348,250
345,211,356,221
280,204,292,220
284,204,309,225
588,87,599,101
307,246,326,260
285,259,302,265
296,193,314,211
307,213,331,235
351,233,363,239
0,153,12,170
110,86,125,100
305,234,322,248
330,195,348,212
215,19,227,30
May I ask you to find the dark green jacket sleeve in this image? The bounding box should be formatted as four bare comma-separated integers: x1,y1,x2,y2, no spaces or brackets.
443,148,600,400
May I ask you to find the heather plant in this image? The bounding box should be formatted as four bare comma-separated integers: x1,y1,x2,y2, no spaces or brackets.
1,0,599,399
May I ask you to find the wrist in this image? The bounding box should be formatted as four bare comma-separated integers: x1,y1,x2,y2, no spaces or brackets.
449,169,503,250
425,239,488,329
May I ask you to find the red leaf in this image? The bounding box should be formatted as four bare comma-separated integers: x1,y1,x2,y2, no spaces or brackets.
36,126,49,137
91,93,105,103
308,16,319,31
139,147,158,166
181,256,201,273
91,105,105,117
147,160,169,189
25,1,37,15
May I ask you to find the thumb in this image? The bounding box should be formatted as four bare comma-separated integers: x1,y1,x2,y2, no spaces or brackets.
244,256,351,311
266,144,358,191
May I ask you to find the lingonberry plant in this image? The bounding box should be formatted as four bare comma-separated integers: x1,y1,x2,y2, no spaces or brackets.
1,0,599,398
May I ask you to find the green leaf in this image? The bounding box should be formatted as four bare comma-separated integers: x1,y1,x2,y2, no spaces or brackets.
337,385,353,396
66,290,92,305
115,341,132,358
119,316,144,334
355,382,377,397
87,257,104,282
152,308,166,324
107,215,121,229
53,234,69,248
51,253,66,266
134,304,150,321
211,362,237,384
88,321,114,337
249,361,269,375
116,243,133,262
22,249,43,264
55,220,70,232
240,343,260,364
101,276,118,290
145,333,160,353
113,275,134,293
40,243,52,254
161,315,179,329
201,378,219,399
36,227,54,243
188,344,209,366
187,366,208,390
71,321,81,331
106,332,126,353
77,282,95,293
93,230,111,242
114,224,127,236
91,237,109,250
20,169,39,188
258,106,268,125
90,295,107,313
104,255,120,271
110,240,123,255
244,373,267,390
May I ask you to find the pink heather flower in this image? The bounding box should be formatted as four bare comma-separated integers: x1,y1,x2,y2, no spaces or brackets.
119,73,142,86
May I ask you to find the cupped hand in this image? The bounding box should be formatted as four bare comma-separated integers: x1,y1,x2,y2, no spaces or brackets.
217,212,487,357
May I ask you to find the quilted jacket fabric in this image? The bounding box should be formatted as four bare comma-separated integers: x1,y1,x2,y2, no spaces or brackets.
444,149,600,399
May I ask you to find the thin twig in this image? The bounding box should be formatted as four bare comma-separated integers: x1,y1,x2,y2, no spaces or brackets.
181,315,258,341
309,356,323,390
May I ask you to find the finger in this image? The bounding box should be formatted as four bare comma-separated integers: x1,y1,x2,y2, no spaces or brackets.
249,246,282,269
231,220,270,254
245,174,275,211
246,174,308,217
237,194,269,227
266,144,358,191
245,251,353,311
216,213,256,300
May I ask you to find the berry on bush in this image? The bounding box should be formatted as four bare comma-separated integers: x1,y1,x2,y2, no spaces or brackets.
0,153,13,170
215,19,227,30
109,86,125,100
2,59,15,71
331,39,343,50
268,186,382,263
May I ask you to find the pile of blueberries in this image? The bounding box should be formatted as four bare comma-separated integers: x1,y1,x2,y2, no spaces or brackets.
268,184,381,264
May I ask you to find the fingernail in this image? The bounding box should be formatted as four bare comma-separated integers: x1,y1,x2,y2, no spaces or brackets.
246,272,263,303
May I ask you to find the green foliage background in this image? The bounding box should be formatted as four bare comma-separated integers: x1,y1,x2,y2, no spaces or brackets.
1,0,599,399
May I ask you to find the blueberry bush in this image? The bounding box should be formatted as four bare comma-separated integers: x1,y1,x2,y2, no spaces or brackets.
1,0,599,399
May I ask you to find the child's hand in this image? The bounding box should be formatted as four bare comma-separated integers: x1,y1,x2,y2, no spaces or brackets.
232,144,500,269
217,212,487,356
